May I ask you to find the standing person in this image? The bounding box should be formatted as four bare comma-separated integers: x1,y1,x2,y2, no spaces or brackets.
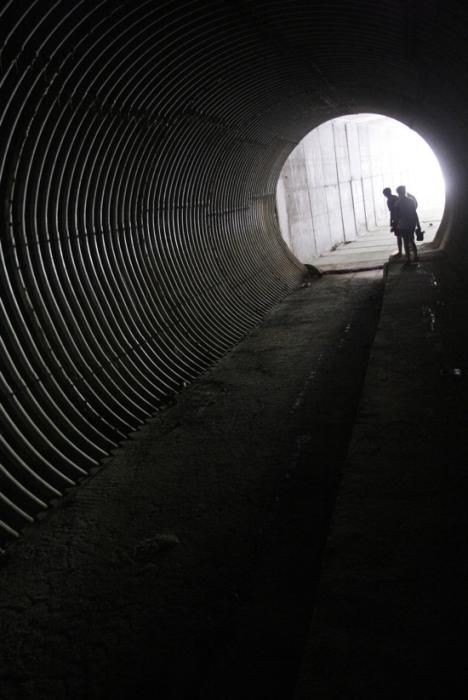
405,190,423,237
394,185,419,263
382,187,402,255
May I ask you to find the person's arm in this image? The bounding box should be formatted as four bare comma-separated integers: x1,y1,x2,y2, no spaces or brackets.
415,211,421,232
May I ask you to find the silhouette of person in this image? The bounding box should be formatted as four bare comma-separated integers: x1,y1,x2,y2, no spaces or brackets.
382,187,402,255
394,185,419,263
405,191,423,236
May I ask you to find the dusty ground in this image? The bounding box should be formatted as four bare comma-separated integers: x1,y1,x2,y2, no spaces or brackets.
0,271,383,700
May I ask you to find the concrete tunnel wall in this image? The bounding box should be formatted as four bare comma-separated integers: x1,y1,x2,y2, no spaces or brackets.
1,0,468,551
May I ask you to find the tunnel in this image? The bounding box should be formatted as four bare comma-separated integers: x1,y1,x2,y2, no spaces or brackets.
2,0,464,550
1,1,468,696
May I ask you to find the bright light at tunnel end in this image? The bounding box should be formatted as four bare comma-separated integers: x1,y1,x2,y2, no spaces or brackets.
276,112,446,264
335,113,446,219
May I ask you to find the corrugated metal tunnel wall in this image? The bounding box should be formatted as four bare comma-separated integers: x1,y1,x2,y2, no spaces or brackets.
0,0,467,551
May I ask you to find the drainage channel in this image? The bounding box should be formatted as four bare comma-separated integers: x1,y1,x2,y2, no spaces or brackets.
198,270,384,699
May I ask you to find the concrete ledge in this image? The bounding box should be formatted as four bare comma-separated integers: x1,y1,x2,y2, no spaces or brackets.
295,256,468,698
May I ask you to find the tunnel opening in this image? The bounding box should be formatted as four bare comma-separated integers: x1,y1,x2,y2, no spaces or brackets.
276,113,446,265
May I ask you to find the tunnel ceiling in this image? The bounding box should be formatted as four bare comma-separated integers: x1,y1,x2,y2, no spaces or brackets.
1,0,468,550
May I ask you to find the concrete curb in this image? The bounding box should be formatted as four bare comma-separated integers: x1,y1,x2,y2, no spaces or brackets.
294,255,468,698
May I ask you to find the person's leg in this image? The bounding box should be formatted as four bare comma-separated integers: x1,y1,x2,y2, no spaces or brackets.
396,233,402,255
408,231,418,261
402,232,411,261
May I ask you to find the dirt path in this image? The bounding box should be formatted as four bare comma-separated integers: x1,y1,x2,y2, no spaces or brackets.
0,271,383,700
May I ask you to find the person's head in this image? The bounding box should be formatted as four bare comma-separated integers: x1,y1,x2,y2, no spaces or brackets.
396,185,406,197
382,187,392,198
